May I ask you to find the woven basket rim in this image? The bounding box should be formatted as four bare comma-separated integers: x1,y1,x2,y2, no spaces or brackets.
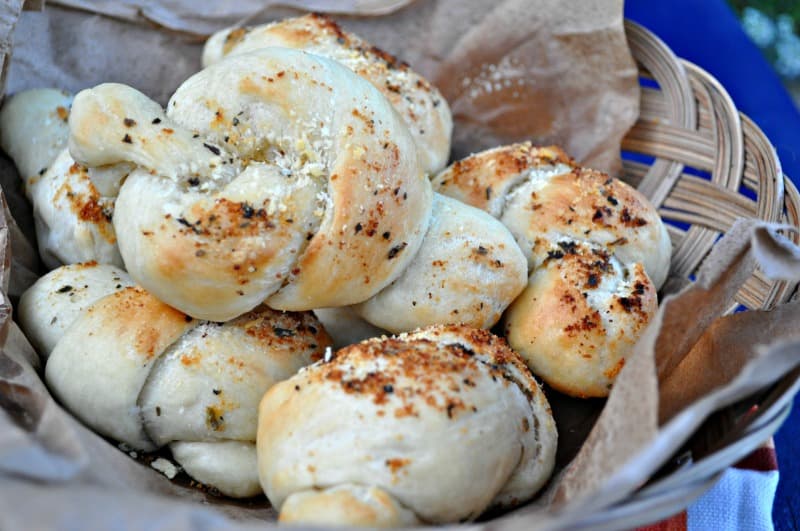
549,20,800,530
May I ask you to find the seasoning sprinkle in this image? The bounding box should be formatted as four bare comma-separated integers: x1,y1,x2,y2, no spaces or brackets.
387,242,407,259
203,143,221,155
273,327,295,338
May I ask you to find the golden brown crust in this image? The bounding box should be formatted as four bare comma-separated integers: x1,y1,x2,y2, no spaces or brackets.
267,108,428,309
506,167,664,267
278,485,420,527
57,162,116,242
432,143,575,216
504,241,657,398
203,13,452,175
91,286,194,359
433,144,671,289
234,305,332,364
304,325,535,419
257,323,557,522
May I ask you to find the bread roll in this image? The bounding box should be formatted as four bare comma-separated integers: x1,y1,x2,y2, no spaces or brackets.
433,142,671,289
257,324,557,524
203,13,452,175
69,47,432,321
17,262,134,359
353,193,527,332
28,150,127,269
434,143,670,397
0,89,130,268
40,277,331,497
0,88,72,195
504,240,658,398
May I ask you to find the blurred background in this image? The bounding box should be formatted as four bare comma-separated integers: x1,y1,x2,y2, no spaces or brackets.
729,0,800,107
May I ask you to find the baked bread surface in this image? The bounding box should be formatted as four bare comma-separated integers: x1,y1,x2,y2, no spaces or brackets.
17,262,133,358
504,240,658,397
34,269,330,497
354,193,527,332
68,48,432,321
203,13,452,176
257,324,557,524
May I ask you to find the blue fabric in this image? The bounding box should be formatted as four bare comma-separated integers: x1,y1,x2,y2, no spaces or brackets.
625,2,800,528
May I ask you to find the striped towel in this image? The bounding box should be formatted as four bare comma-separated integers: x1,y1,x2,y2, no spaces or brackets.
639,441,778,531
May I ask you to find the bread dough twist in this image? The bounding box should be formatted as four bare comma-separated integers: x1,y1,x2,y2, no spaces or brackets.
257,324,557,524
20,263,331,497
433,143,670,397
0,89,130,268
203,13,452,176
68,47,432,321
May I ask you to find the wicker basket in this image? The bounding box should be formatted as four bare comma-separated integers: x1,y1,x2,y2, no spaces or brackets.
558,21,800,529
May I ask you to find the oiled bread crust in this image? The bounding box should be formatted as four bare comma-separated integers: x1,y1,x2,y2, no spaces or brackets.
68,48,432,321
203,13,452,175
257,324,557,524
504,241,658,397
354,193,527,333
433,143,670,398
433,142,670,288
29,149,127,269
30,266,331,497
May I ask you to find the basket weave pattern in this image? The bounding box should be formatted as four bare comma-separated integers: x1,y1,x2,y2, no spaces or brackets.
621,21,799,312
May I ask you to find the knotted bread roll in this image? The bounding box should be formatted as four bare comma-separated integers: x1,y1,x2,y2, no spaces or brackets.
68,47,432,321
21,264,331,497
504,240,657,397
257,324,557,525
433,143,670,288
433,143,671,397
0,89,129,268
353,193,527,333
0,88,72,192
17,262,134,359
203,13,452,175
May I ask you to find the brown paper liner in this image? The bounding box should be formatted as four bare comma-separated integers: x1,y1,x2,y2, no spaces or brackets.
1,1,799,529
